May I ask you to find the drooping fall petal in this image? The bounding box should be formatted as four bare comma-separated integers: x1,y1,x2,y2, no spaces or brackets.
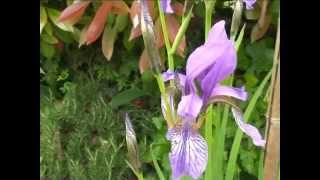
85,1,112,45
211,85,248,101
166,15,186,57
167,124,208,180
231,107,266,147
58,1,91,25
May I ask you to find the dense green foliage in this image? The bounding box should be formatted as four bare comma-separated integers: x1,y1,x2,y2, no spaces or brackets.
40,0,279,179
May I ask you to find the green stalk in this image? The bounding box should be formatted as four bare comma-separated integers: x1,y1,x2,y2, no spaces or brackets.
157,0,174,72
205,6,212,40
204,1,216,179
204,105,214,179
155,74,174,128
204,2,214,179
258,151,265,180
169,7,193,55
211,76,233,179
225,70,272,180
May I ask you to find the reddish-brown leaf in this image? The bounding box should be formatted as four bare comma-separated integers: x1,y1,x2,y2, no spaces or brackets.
166,15,185,57
172,2,184,16
111,0,130,15
139,49,150,74
85,1,112,45
129,26,142,41
58,1,91,25
154,18,164,48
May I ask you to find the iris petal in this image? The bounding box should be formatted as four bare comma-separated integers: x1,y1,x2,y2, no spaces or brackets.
177,94,203,119
211,85,248,101
160,0,174,13
231,107,266,147
167,125,208,179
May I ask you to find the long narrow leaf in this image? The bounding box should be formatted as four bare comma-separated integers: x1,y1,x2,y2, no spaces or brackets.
150,144,166,180
204,105,214,179
225,70,272,180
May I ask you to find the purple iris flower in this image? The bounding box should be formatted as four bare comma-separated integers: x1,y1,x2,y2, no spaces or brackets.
161,20,265,179
243,0,256,10
160,0,174,13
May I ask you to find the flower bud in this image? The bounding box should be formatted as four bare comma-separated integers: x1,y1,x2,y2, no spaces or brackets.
230,0,243,40
140,0,162,74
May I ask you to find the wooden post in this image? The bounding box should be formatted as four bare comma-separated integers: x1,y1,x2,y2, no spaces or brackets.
263,17,280,180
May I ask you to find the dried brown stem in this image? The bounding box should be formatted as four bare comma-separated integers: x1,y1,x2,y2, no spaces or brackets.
263,16,280,180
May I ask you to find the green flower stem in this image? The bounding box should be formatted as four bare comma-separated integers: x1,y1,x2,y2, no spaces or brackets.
157,0,174,74
204,2,214,40
169,7,193,55
155,74,174,128
204,105,214,179
204,1,216,179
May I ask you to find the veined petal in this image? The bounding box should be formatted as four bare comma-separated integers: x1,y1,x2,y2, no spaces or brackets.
167,125,208,180
177,94,203,119
160,0,174,13
231,107,266,147
211,85,248,101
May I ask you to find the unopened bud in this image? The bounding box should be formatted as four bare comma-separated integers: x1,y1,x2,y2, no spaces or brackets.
140,0,162,74
230,0,243,40
125,113,141,172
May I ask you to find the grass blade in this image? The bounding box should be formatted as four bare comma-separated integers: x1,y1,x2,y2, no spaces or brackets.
150,144,166,180
225,70,272,180
204,105,214,179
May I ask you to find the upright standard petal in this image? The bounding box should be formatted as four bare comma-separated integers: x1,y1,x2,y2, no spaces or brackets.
206,20,229,44
177,94,203,119
184,21,236,96
199,42,237,102
160,0,174,13
231,107,266,147
167,124,208,180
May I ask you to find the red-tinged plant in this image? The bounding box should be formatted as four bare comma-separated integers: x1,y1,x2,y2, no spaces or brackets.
58,0,91,25
58,0,130,60
85,1,113,45
128,1,186,73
